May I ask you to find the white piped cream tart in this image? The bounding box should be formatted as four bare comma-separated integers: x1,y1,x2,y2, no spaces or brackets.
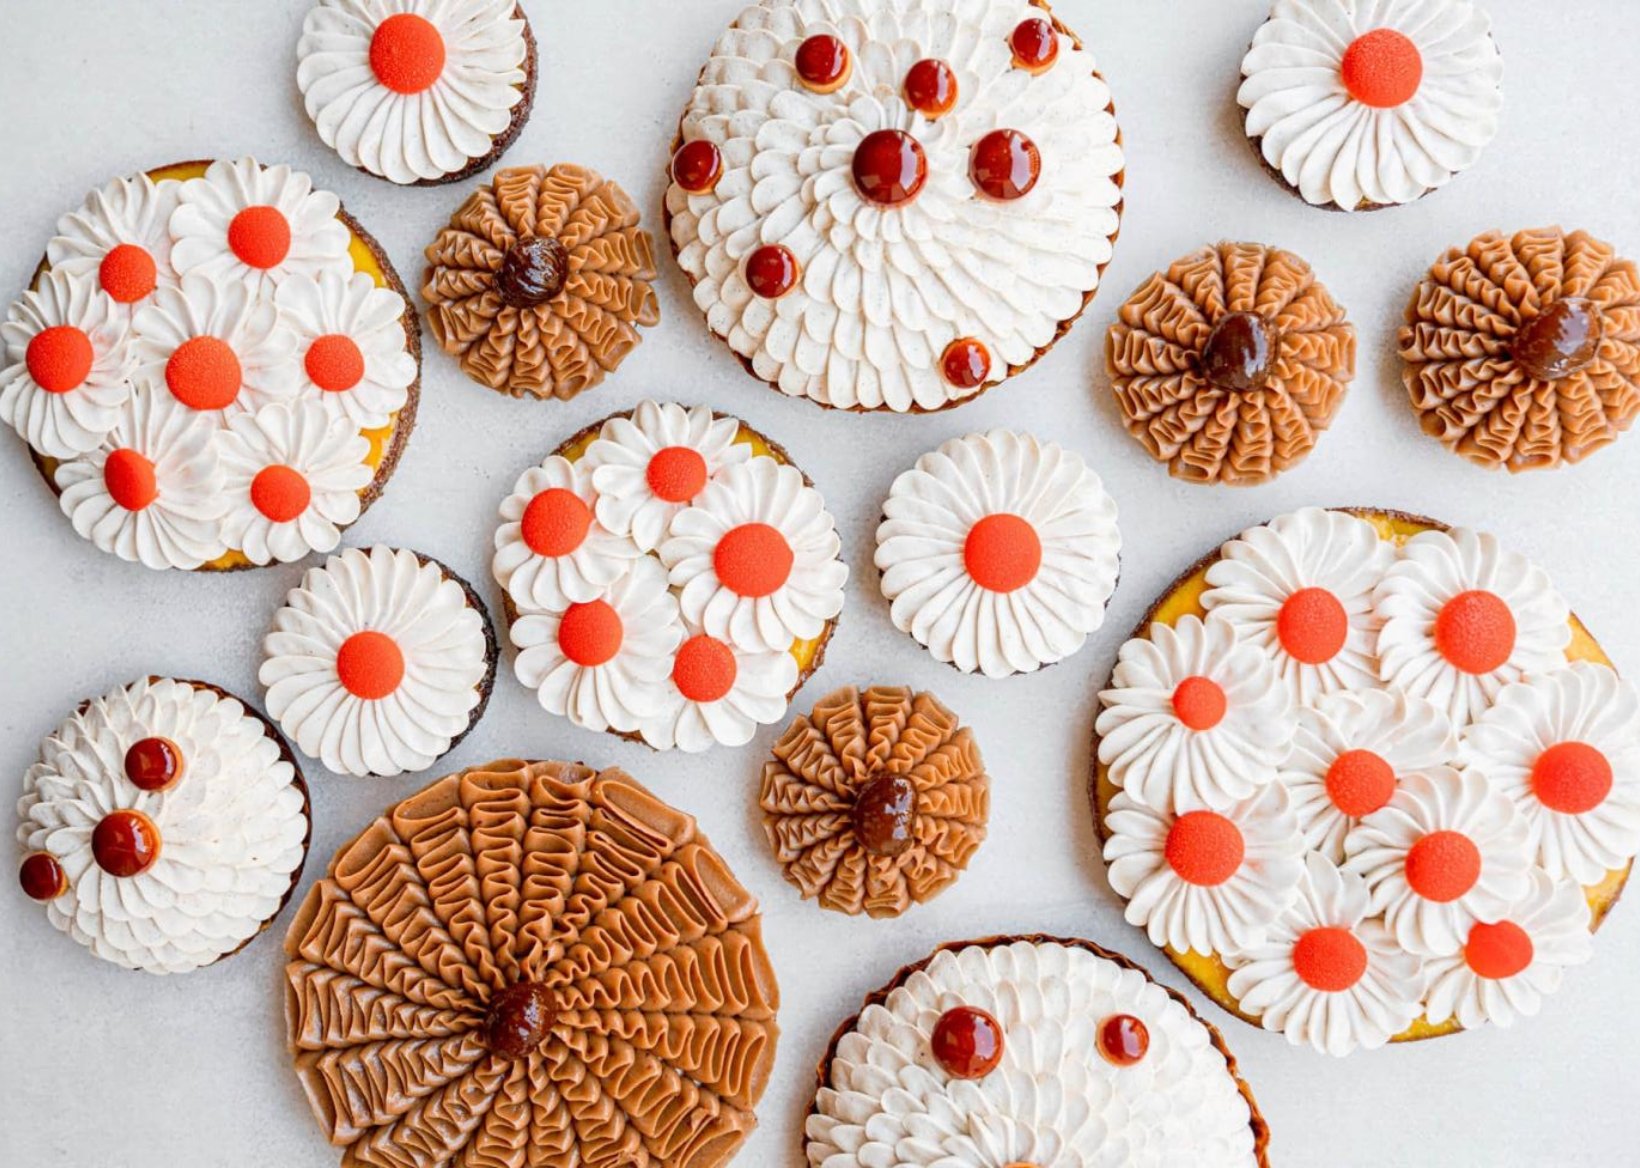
1093,507,1633,1051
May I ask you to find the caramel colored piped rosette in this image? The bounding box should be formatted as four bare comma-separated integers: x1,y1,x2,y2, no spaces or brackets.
283,757,779,1168
1105,241,1355,486
2,158,421,571
1089,507,1637,1056
1399,226,1640,471
805,934,1270,1166
760,685,990,919
494,401,847,752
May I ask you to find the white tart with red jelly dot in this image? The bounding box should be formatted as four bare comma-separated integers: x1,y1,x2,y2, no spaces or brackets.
1459,663,1640,885
807,939,1261,1167
1282,689,1458,861
46,172,181,314
1343,767,1532,957
1421,868,1593,1029
260,545,493,777
1374,527,1572,728
640,626,798,753
1104,783,1306,956
15,677,307,974
275,270,416,430
169,157,353,294
1202,508,1394,706
667,0,1124,412
659,457,848,654
511,558,683,735
1238,0,1504,210
131,272,299,419
297,0,530,185
0,269,133,458
1224,853,1428,1057
1098,615,1292,813
53,390,227,570
492,455,643,612
582,400,751,552
876,429,1121,679
217,402,373,565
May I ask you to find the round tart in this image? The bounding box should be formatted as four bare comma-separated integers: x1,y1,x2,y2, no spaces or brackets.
875,429,1121,677
260,545,498,778
1105,242,1356,486
421,164,660,400
1237,0,1504,212
2,158,420,570
1399,226,1640,471
496,401,846,751
805,935,1269,1165
16,675,309,974
284,757,779,1168
1091,508,1632,1054
666,0,1125,413
759,684,989,918
297,0,537,186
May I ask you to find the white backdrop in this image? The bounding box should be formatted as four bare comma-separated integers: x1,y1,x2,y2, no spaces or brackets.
1,1,1637,1164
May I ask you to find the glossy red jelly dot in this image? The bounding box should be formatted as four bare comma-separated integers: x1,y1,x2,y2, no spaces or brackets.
931,1006,1005,1079
970,130,1041,200
485,981,558,1059
19,852,67,901
795,34,851,93
1097,1014,1150,1066
124,736,184,792
1010,17,1060,73
852,129,928,207
1201,312,1278,392
941,337,991,389
672,139,724,195
92,809,161,878
904,58,959,117
746,244,800,299
852,773,919,857
1513,298,1602,381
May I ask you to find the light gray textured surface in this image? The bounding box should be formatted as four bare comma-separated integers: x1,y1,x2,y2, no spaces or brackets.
1,1,1637,1164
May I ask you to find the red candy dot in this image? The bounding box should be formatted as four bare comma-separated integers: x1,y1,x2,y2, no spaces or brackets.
124,736,184,792
1171,675,1227,732
19,853,67,901
165,335,242,411
672,140,724,195
795,34,850,93
1164,810,1245,887
963,513,1042,593
1340,28,1423,109
673,634,738,703
1531,741,1614,815
1325,749,1397,819
1010,17,1059,73
714,523,794,598
1404,830,1482,903
227,205,292,270
1096,1014,1150,1067
852,129,928,208
558,600,624,667
336,630,406,700
1464,919,1534,980
92,809,161,878
26,325,94,394
1434,590,1516,675
370,12,447,94
941,337,992,390
646,446,709,504
251,465,312,523
521,488,592,558
1292,926,1369,992
1277,587,1349,665
746,244,800,299
99,243,159,304
930,1006,1005,1080
305,334,366,392
103,448,158,512
970,130,1041,201
904,58,958,117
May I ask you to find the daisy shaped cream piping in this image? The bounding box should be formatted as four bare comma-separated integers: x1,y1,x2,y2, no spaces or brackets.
1238,0,1504,211
876,429,1121,678
641,626,798,752
1201,507,1394,705
660,457,847,654
1460,662,1640,886
1225,853,1428,1056
1421,867,1593,1030
1104,782,1306,956
46,171,181,312
1282,688,1458,861
0,269,133,458
510,558,683,735
218,402,373,565
491,454,643,612
168,157,353,293
583,400,751,552
275,270,416,430
1343,767,1531,957
1097,614,1292,813
131,272,298,418
260,545,492,777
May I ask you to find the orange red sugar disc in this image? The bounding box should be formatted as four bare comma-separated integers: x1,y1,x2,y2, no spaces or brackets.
962,513,1041,593
1164,810,1245,887
26,325,94,394
336,630,406,700
165,335,243,411
1340,28,1423,109
1276,587,1349,665
673,634,738,703
369,12,447,95
714,523,794,598
1434,590,1517,675
521,488,593,558
558,600,624,667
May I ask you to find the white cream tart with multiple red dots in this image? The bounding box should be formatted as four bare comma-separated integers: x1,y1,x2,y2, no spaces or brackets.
15,676,308,974
260,545,496,778
1093,508,1634,1053
875,429,1121,678
667,0,1124,412
495,400,844,752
